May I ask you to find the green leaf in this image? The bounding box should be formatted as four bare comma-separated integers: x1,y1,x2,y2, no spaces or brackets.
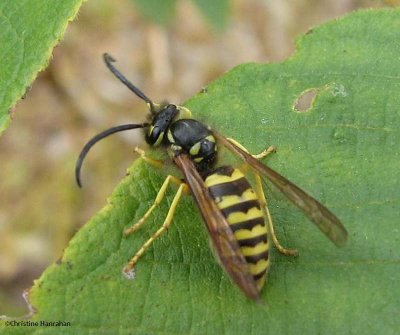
0,0,84,134
130,0,229,30
2,8,400,335
191,0,229,31
131,0,177,26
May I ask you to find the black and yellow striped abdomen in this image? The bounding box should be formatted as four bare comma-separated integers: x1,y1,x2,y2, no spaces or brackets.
203,166,269,290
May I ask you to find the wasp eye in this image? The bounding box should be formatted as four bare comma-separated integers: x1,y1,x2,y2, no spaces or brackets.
146,104,178,146
146,126,164,146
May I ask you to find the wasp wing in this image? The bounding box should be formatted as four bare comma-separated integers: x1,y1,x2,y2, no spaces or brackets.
173,154,261,301
213,132,348,247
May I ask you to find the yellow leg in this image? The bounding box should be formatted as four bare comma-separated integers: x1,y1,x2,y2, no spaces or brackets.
253,172,298,257
253,146,276,159
231,139,297,256
125,175,171,235
124,175,189,235
227,137,276,173
134,146,163,168
123,182,186,274
134,146,189,193
226,137,276,159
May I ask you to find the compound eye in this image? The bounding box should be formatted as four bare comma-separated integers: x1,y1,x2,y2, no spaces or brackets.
145,104,178,147
146,125,164,146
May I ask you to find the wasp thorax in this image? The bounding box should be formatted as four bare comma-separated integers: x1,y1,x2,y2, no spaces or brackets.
145,104,178,146
167,119,217,170
190,136,216,167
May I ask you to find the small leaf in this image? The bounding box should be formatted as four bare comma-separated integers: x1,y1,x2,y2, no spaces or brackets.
131,0,177,26
2,8,400,335
0,0,84,134
191,0,230,31
130,0,229,30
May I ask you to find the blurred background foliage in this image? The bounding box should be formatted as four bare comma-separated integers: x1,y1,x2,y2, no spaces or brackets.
0,0,396,316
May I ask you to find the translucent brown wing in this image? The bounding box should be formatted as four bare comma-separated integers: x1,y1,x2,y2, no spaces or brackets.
173,154,261,301
213,132,348,247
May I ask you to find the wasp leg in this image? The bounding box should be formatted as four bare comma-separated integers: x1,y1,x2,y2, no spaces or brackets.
227,137,275,173
134,146,164,168
253,172,298,257
226,137,276,160
124,175,189,235
123,182,186,274
125,175,171,235
228,138,297,256
134,146,189,193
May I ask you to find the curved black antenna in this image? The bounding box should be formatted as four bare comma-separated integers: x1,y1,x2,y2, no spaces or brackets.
75,123,149,188
103,53,155,110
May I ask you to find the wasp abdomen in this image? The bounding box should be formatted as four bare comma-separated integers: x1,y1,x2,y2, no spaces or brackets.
203,166,269,290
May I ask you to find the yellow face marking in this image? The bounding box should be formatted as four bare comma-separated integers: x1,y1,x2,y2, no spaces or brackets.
153,131,164,146
227,207,264,224
248,258,270,276
204,169,245,187
215,189,258,209
241,242,268,256
234,224,267,240
167,130,175,143
189,142,201,156
194,157,203,163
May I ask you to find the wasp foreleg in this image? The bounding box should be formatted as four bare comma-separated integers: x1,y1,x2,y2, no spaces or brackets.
134,146,164,168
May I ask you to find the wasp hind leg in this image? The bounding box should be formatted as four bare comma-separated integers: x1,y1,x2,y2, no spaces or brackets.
254,172,298,257
229,138,298,257
123,180,187,275
226,137,276,160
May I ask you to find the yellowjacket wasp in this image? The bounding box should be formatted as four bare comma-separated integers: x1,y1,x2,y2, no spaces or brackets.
75,54,348,301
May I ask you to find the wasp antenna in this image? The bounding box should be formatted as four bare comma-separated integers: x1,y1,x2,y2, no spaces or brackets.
75,123,149,188
103,53,155,111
